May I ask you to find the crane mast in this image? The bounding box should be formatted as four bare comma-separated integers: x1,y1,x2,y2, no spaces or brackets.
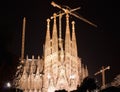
94,66,110,89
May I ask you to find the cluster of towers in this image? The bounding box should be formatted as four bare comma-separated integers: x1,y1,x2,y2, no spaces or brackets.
14,13,88,92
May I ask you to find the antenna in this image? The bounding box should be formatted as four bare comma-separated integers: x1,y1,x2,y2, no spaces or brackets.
51,1,97,27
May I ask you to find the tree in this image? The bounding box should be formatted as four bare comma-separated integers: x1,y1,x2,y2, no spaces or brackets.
77,77,99,92
101,86,120,92
55,89,67,92
111,74,120,87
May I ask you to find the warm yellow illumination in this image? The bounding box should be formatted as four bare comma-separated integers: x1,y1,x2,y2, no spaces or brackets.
13,2,89,92
6,82,11,88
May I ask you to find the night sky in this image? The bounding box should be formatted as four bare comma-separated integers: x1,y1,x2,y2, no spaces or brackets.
0,0,119,87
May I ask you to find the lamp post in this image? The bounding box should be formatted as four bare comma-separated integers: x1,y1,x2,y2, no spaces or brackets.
6,82,11,88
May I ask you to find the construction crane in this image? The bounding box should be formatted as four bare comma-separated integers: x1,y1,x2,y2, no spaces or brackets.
51,1,97,27
50,7,80,19
21,17,26,63
50,4,81,52
94,66,110,89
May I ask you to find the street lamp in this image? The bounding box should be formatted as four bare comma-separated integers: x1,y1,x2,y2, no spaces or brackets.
6,82,11,88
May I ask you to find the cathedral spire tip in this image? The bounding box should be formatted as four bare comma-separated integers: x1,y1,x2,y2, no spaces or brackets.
53,13,57,17
47,18,50,22
72,21,75,32
47,18,50,31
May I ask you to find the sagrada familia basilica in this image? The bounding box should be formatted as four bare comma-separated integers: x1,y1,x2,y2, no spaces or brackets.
13,2,89,92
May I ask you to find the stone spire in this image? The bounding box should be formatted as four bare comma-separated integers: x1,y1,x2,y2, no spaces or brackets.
44,18,51,57
52,13,58,54
72,21,77,57
20,65,28,90
65,14,71,54
81,64,85,80
51,13,59,85
85,65,88,77
30,55,35,74
65,14,71,82
23,63,27,75
36,56,40,75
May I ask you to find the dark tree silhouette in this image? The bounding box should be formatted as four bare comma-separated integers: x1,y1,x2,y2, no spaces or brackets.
101,86,120,92
0,88,23,92
111,74,120,87
77,77,99,92
55,89,67,92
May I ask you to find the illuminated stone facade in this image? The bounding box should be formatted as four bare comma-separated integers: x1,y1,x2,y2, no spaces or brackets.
14,13,88,92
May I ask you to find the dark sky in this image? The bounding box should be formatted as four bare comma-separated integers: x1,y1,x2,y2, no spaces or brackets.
0,0,119,87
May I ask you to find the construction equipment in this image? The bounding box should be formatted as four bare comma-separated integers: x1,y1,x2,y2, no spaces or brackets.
94,66,110,89
51,1,97,27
